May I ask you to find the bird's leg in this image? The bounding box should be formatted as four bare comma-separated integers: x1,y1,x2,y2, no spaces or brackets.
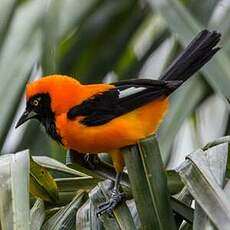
96,172,127,216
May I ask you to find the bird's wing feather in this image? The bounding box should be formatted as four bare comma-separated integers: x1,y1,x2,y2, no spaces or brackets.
67,79,182,126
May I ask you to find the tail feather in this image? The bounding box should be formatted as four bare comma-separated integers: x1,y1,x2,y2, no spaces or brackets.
160,30,221,82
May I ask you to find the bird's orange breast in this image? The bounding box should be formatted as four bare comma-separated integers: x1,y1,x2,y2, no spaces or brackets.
55,97,168,153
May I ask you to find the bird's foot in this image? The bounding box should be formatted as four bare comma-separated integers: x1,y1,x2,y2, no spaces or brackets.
83,154,100,170
96,189,127,216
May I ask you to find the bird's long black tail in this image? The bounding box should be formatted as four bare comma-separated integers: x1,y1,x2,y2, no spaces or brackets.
160,30,221,82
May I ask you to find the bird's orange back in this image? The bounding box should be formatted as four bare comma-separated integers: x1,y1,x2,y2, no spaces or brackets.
26,75,113,115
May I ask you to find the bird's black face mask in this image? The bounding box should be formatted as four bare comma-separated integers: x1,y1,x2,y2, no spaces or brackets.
15,93,51,128
15,93,62,144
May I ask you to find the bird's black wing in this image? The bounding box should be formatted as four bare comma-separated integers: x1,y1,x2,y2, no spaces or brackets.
67,79,181,126
67,30,221,126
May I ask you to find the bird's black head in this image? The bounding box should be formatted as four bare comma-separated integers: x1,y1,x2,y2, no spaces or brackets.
16,93,62,143
16,93,52,126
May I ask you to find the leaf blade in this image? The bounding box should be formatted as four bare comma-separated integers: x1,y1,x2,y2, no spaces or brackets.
0,151,30,230
123,135,176,229
178,146,230,230
30,155,59,203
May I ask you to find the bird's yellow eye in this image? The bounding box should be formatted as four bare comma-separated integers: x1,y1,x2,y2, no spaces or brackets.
33,99,39,106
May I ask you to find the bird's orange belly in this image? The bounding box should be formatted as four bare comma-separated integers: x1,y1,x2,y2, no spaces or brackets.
55,98,168,153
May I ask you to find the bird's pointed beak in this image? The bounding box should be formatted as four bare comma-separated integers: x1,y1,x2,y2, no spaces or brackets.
15,109,38,128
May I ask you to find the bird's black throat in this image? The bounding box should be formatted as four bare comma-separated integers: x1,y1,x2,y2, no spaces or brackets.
28,93,62,144
40,116,62,145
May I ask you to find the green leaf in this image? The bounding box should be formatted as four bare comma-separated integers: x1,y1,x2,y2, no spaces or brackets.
33,155,89,177
57,0,101,37
166,170,184,195
209,2,230,40
0,0,17,49
46,191,80,207
173,187,193,227
122,135,176,230
0,150,30,230
193,203,216,230
41,0,61,74
0,0,45,150
76,199,104,230
186,0,218,25
45,207,61,222
115,14,169,80
178,145,230,230
203,136,230,151
42,0,98,74
60,0,147,83
56,177,100,192
30,199,46,230
41,191,87,230
205,137,230,177
30,155,59,203
193,142,228,229
170,197,194,224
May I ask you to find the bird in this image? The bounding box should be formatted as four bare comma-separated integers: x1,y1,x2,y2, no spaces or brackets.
16,30,221,215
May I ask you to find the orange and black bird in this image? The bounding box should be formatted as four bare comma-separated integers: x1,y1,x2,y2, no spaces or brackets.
16,30,221,215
